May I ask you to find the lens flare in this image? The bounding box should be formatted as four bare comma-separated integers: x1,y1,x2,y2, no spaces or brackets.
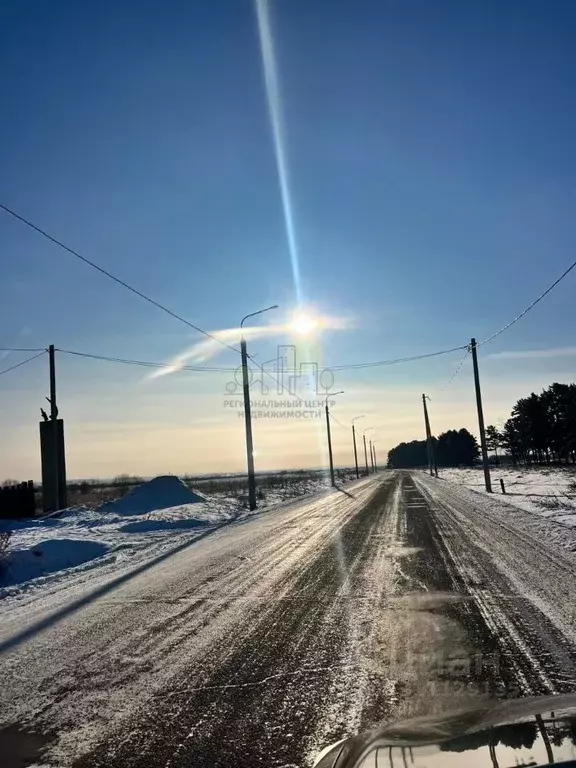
290,312,319,336
255,0,302,303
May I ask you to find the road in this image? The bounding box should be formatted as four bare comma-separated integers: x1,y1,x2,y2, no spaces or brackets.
1,471,576,768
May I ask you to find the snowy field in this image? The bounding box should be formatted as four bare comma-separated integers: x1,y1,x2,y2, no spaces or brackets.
436,465,576,529
0,472,348,605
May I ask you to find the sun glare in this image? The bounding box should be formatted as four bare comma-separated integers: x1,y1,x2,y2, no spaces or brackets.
291,312,319,336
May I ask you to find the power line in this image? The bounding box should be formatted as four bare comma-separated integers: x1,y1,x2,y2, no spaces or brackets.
55,348,237,373
52,344,472,378
480,258,576,346
0,347,46,353
439,347,471,391
330,344,468,370
0,350,46,377
0,203,240,357
329,412,348,429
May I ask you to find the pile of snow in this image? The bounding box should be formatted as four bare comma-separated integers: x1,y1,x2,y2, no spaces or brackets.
0,477,237,603
103,475,206,515
2,539,110,588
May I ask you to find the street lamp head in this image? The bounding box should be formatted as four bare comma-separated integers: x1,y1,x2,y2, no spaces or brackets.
352,414,365,424
240,304,279,329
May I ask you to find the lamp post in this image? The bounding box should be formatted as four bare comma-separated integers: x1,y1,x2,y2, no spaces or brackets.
240,304,278,510
325,391,344,486
363,427,373,477
352,415,364,479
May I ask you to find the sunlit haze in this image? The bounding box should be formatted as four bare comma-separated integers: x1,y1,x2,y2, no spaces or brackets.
1,1,575,480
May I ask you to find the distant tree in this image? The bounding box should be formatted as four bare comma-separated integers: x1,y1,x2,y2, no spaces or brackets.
387,440,428,468
485,425,502,464
436,428,479,467
388,428,478,468
497,382,576,466
112,474,143,497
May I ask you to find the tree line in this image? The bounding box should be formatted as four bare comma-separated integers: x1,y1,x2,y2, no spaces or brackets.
489,382,576,465
387,381,576,469
387,429,479,468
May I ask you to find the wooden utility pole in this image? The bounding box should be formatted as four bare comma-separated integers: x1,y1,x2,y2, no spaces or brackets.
422,394,437,477
352,423,359,479
470,338,492,493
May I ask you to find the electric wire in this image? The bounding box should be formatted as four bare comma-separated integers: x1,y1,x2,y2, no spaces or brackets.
0,350,46,377
479,258,576,346
0,203,241,356
55,348,237,373
438,347,471,391
0,347,46,353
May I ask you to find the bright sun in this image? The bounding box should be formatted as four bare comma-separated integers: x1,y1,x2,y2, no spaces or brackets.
291,312,319,336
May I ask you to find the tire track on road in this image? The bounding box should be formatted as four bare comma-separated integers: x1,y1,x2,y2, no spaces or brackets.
73,478,398,768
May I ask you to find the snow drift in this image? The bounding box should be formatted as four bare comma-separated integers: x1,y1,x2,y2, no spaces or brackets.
104,475,206,515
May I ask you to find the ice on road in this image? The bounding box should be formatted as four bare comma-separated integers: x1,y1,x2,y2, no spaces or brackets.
1,471,576,768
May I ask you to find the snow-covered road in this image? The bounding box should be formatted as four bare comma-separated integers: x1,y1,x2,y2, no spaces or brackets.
1,471,576,768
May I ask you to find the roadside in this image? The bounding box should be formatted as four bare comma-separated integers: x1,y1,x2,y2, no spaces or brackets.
0,472,359,609
436,465,576,529
2,470,576,767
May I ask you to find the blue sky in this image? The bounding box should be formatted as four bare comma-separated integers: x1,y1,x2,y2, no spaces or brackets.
1,0,575,479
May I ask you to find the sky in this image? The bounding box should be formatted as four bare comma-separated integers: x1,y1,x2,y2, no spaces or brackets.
1,0,576,480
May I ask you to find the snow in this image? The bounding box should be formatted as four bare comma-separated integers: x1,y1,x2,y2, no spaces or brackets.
3,539,110,588
0,472,360,606
0,476,238,603
436,466,576,529
103,475,206,515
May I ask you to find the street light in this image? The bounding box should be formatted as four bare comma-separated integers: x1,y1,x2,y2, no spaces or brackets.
325,390,344,487
363,427,374,477
240,304,278,510
352,415,365,479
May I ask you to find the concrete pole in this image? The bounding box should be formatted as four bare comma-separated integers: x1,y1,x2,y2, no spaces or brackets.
241,339,257,510
470,338,492,493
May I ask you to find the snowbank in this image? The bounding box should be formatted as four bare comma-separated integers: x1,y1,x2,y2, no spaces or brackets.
2,539,110,587
103,475,206,515
0,479,237,603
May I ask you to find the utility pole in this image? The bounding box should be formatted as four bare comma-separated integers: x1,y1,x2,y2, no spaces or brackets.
239,305,278,511
352,415,364,479
240,337,257,510
325,391,344,487
326,402,335,487
470,337,492,493
369,439,374,472
422,394,438,477
49,344,59,509
373,444,378,472
363,433,369,476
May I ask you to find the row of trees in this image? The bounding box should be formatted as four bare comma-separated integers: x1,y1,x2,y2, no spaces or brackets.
487,382,576,465
387,429,479,469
